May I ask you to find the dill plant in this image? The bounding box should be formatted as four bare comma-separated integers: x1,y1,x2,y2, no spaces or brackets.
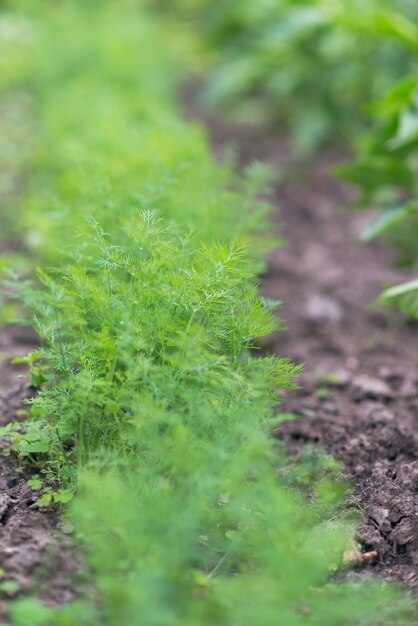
9,214,416,625
0,0,272,260
9,212,296,475
0,1,417,625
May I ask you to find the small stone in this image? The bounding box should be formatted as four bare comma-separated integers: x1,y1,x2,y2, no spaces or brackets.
0,496,11,520
331,369,351,387
368,506,391,534
316,368,351,388
378,366,404,383
305,294,343,325
357,402,394,423
352,376,394,401
6,479,17,489
396,462,418,490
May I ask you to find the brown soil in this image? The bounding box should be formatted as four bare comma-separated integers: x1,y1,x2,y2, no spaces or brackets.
0,324,79,616
197,110,418,589
268,157,418,589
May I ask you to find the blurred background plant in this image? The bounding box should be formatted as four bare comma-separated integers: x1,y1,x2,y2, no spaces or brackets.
338,75,418,261
153,0,418,319
151,0,418,153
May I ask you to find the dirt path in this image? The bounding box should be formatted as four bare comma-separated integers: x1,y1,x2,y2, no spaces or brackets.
0,243,77,611
199,112,418,589
0,324,78,613
0,93,78,609
268,155,418,589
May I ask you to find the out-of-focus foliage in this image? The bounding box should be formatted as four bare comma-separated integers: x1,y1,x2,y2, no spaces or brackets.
348,96,418,317
153,0,418,152
0,0,272,257
1,1,418,625
339,77,418,265
336,55,418,317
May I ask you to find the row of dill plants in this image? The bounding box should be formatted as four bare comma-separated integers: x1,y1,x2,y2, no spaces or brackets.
0,2,415,624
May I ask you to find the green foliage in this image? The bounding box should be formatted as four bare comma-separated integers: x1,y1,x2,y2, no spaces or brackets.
0,0,272,261
380,277,418,318
1,1,417,625
155,0,418,152
338,76,418,265
7,213,296,479
6,207,417,622
337,60,418,318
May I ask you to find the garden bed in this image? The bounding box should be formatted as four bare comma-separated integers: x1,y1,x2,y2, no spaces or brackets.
0,325,78,608
2,3,418,623
203,116,418,588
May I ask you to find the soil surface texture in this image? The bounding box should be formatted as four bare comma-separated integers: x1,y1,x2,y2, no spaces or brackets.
199,111,418,589
269,157,418,590
0,323,78,615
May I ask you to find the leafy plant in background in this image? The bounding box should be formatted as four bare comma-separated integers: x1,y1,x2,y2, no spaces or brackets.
338,76,418,255
154,0,418,152
337,72,418,316
0,1,418,625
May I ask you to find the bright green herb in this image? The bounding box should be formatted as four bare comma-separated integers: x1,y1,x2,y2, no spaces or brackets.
0,2,417,625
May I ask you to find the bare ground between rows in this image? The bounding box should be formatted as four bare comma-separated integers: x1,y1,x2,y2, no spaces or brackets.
194,108,418,590
0,322,78,617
